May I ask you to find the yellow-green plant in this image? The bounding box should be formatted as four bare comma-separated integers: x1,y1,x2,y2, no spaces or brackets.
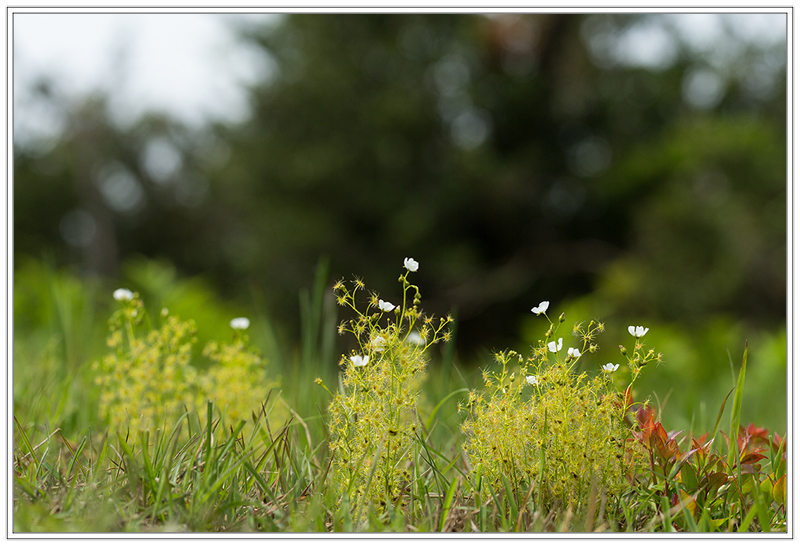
461,302,652,513
199,327,281,430
317,258,452,515
93,290,276,435
94,290,199,433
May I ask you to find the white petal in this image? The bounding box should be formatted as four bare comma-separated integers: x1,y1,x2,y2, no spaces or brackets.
404,257,419,272
230,317,250,330
350,354,369,367
531,301,549,315
628,326,636,337
371,336,387,352
113,288,134,302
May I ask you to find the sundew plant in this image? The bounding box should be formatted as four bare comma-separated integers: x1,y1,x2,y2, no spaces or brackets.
460,303,659,515
93,289,279,436
317,258,452,516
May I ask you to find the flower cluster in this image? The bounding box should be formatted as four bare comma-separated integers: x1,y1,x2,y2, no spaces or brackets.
319,258,451,515
619,323,661,383
461,300,651,512
93,290,278,434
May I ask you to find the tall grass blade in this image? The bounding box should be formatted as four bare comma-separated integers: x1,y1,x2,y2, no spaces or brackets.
58,430,87,478
439,477,459,532
738,503,758,532
14,416,39,467
727,342,748,470
426,388,469,431
711,388,734,443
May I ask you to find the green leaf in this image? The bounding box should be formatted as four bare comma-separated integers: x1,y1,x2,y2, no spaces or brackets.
773,475,786,505
681,461,698,491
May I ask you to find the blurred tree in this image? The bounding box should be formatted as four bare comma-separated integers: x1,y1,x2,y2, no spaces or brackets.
14,13,786,355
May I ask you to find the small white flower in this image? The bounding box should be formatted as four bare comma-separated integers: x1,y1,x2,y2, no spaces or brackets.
567,348,581,358
628,325,649,338
547,338,563,353
370,335,387,352
602,363,619,373
350,354,370,367
406,331,425,346
526,375,538,386
113,288,134,302
404,257,419,272
531,301,549,315
230,317,250,330
378,299,395,312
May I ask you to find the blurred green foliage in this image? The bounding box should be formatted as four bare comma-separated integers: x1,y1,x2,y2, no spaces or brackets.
14,14,786,350
14,14,786,431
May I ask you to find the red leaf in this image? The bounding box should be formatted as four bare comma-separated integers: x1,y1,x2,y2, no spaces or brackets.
745,423,768,439
772,432,785,453
740,452,767,465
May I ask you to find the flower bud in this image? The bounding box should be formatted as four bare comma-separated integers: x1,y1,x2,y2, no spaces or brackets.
558,312,565,323
619,345,627,356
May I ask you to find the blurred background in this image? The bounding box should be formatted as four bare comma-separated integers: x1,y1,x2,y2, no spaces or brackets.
13,12,787,435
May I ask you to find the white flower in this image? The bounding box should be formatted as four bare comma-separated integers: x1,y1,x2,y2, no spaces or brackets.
526,375,538,386
113,288,134,302
531,301,549,315
406,331,425,346
628,325,649,338
404,257,419,272
602,363,619,373
547,338,563,353
378,299,395,312
567,348,581,358
370,335,387,352
350,354,369,367
230,317,250,330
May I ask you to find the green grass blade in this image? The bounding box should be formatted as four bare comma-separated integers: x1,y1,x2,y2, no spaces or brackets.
242,459,279,505
711,387,734,443
727,342,748,470
14,416,40,468
94,431,110,481
438,478,459,532
425,388,469,431
738,503,758,532
58,431,87,479
754,487,772,532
